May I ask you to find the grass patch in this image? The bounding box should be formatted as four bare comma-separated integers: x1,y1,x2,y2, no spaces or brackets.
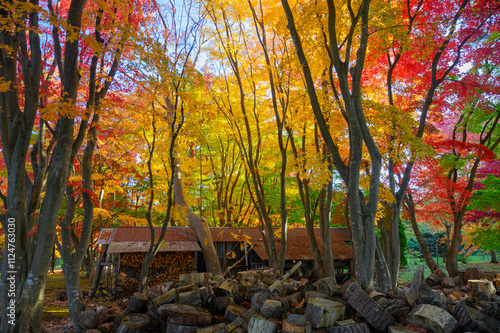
43,271,93,322
398,254,500,285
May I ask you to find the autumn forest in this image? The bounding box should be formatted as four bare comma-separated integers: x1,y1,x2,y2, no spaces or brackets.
1,0,499,331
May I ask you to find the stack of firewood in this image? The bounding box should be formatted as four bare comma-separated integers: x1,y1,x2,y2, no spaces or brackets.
116,252,196,296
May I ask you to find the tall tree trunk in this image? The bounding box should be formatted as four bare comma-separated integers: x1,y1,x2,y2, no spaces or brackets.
282,0,383,288
89,245,108,297
0,0,87,330
174,161,222,274
319,170,335,278
490,250,498,264
404,193,439,272
59,117,98,321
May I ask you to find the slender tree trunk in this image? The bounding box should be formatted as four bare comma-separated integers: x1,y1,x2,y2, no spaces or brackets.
319,173,335,278
89,245,108,297
404,193,439,272
445,221,463,277
387,202,401,288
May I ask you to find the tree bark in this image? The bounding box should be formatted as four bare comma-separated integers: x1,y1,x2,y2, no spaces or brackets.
281,0,381,288
0,0,87,331
404,193,439,272
319,173,335,278
174,161,222,275
89,245,108,297
490,250,498,264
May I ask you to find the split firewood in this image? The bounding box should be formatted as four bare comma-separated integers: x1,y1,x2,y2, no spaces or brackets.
116,314,150,333
153,283,195,305
347,289,396,332
127,292,148,313
214,261,302,333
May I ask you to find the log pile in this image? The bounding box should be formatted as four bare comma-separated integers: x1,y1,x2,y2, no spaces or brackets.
117,252,196,296
69,265,499,333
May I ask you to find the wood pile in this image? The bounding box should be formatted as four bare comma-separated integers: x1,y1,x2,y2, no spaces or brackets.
69,264,500,333
117,252,196,296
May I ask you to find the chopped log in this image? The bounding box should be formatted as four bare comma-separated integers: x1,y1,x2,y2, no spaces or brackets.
426,273,440,287
375,296,411,320
304,291,328,301
200,286,215,307
325,322,371,333
464,267,481,284
409,265,448,308
282,319,311,333
157,303,212,326
339,279,362,300
317,276,339,297
178,290,202,307
347,289,396,332
468,279,497,295
76,308,99,330
441,277,455,288
154,283,195,305
114,309,132,326
224,305,248,322
127,292,148,313
305,297,345,328
247,315,278,333
146,290,159,300
250,292,266,307
259,299,282,319
218,280,237,294
180,272,211,285
406,304,458,333
452,301,500,332
215,261,302,333
282,319,312,333
116,314,149,333
145,305,164,330
214,297,235,313
286,311,306,325
282,292,303,309
166,320,199,333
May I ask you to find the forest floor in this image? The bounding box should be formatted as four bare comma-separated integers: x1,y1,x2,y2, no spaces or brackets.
42,270,116,332
40,255,499,331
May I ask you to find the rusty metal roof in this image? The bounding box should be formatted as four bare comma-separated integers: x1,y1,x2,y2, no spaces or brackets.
97,228,115,245
97,226,353,260
107,241,201,254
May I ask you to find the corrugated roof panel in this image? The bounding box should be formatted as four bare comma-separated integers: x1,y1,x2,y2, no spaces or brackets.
97,228,115,245
97,226,353,260
107,241,201,254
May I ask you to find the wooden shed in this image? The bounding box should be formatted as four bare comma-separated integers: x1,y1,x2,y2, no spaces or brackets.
95,226,353,296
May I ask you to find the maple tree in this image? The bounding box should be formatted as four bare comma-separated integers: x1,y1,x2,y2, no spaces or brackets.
0,0,153,327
